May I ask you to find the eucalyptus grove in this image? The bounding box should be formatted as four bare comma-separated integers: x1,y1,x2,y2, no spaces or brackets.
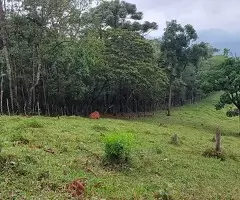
0,0,217,116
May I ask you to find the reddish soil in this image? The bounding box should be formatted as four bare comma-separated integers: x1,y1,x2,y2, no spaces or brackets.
89,111,100,119
66,179,86,197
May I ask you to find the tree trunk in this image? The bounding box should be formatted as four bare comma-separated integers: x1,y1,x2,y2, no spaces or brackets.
0,0,14,112
0,66,4,114
6,98,10,116
37,101,40,115
215,128,221,152
167,81,173,116
28,46,41,113
238,108,240,135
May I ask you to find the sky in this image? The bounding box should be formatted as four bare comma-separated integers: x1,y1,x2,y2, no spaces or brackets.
126,0,240,36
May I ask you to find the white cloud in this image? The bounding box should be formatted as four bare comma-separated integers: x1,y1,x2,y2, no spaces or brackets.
126,0,240,36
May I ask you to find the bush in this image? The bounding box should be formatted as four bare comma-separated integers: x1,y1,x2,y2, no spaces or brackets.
170,134,180,146
155,147,163,155
104,132,134,164
25,119,43,128
203,148,226,161
154,183,174,200
0,154,28,176
11,133,29,145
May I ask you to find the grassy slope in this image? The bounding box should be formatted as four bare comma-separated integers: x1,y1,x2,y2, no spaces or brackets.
0,93,239,200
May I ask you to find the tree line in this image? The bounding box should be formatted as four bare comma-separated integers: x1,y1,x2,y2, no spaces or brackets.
0,0,221,116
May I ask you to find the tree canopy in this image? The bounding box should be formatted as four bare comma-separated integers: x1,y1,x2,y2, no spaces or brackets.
199,57,240,112
0,0,220,116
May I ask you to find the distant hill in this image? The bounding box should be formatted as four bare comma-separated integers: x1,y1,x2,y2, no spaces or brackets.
146,29,240,56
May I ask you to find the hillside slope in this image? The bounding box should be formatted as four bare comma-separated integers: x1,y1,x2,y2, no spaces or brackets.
0,94,239,199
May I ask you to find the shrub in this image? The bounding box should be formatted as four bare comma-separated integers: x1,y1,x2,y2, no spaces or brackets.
154,147,163,155
203,148,226,161
25,119,43,128
170,134,180,146
37,170,50,181
25,155,38,164
104,131,134,164
154,184,174,200
11,133,29,145
0,154,28,176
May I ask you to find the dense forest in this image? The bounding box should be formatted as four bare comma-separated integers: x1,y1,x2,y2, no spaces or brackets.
0,0,228,116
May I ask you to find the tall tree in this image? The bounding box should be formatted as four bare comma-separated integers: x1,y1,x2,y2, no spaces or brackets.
104,29,167,114
0,0,14,112
160,20,198,116
200,57,240,112
84,0,158,37
199,56,240,132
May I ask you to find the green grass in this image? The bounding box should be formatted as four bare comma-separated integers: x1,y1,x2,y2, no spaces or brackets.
0,93,239,199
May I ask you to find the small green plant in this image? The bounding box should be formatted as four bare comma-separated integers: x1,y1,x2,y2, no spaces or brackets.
104,131,134,164
11,133,29,145
60,145,68,153
0,154,27,176
228,151,238,161
154,147,163,155
92,125,109,132
0,141,3,153
25,119,43,128
37,170,50,181
25,155,38,164
203,148,226,161
170,134,180,146
154,183,174,200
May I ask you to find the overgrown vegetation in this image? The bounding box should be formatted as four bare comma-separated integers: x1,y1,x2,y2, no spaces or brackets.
203,148,226,161
103,131,134,165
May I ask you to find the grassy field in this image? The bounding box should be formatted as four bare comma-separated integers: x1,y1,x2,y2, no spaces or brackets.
0,93,239,200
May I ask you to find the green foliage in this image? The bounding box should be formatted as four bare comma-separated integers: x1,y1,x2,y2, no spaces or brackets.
24,119,43,128
0,154,27,176
170,134,180,146
161,20,198,76
226,109,239,117
104,131,134,164
203,148,226,161
37,170,50,181
104,28,168,106
92,125,109,132
85,0,157,34
155,147,163,155
228,151,238,161
159,20,212,115
11,133,30,145
25,155,38,164
0,0,217,116
199,57,240,115
154,184,174,200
